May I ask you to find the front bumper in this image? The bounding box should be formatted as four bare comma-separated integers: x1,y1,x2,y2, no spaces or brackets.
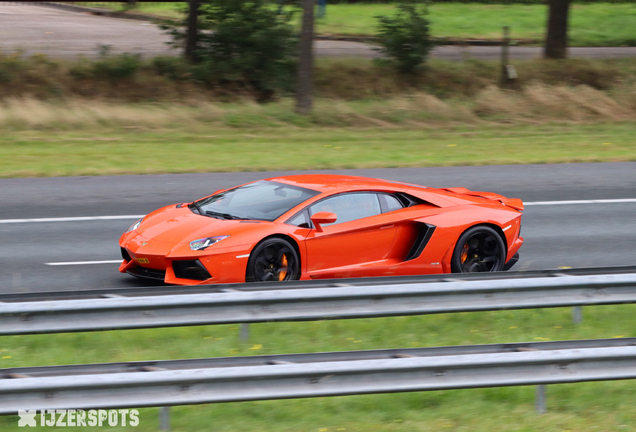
119,240,250,285
126,265,166,281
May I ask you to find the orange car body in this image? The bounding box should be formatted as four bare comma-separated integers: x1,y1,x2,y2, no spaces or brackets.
119,175,524,285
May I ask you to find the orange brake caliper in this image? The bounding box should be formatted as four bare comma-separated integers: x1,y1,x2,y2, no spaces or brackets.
278,254,288,281
460,244,469,263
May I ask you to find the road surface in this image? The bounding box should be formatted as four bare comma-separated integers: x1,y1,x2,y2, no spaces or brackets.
1,163,635,293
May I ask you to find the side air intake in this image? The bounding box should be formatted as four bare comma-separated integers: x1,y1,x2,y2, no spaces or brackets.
405,223,436,261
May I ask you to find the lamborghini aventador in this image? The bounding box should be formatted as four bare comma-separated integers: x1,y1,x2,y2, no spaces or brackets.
119,175,524,285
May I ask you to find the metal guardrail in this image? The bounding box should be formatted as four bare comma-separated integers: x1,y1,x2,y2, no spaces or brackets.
3,337,634,378
3,266,635,303
1,273,636,335
1,338,635,414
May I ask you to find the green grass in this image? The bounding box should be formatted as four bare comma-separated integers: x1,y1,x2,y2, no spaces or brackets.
427,3,636,46
0,305,635,431
75,1,187,20
97,2,636,46
1,122,634,178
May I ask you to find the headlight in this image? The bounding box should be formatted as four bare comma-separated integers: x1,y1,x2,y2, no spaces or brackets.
125,218,144,233
190,235,230,251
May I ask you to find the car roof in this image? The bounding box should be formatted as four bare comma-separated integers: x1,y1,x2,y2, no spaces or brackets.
265,174,427,194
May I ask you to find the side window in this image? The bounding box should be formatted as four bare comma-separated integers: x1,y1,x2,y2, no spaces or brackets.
310,193,381,226
379,194,405,213
287,209,311,228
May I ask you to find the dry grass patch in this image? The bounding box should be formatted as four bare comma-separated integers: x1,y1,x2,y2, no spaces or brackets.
0,99,230,130
473,83,636,122
1,81,635,132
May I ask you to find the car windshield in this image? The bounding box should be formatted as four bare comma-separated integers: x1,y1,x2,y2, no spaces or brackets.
193,181,320,221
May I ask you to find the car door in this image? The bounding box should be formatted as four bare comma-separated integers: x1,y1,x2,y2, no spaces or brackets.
303,192,399,279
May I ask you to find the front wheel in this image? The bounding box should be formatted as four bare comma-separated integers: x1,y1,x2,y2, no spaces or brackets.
451,226,506,273
246,238,300,282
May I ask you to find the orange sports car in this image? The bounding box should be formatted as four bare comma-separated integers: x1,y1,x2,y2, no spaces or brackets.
119,175,524,285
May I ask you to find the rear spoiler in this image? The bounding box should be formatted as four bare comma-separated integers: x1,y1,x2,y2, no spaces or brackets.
440,188,524,212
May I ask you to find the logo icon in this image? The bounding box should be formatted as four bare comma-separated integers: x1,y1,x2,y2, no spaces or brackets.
18,410,37,427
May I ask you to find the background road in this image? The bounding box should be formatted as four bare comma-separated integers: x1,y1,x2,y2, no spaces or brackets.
2,4,636,60
1,163,635,293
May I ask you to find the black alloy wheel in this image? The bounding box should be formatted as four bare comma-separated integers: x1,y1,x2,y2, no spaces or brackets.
246,238,300,282
451,226,506,273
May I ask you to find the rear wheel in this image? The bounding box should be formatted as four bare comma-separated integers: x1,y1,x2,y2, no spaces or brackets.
246,238,300,282
451,226,506,273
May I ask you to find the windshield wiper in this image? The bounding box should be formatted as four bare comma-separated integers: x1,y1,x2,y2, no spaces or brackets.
205,211,248,220
189,201,202,215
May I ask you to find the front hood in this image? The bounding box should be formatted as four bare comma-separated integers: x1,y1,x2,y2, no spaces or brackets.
127,205,273,257
136,205,242,244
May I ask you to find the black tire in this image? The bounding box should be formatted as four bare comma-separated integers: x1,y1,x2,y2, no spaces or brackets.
246,238,300,282
451,226,506,273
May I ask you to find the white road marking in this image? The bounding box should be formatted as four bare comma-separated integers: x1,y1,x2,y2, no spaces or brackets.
2,199,635,225
45,260,122,266
32,197,635,267
0,215,145,224
525,198,636,206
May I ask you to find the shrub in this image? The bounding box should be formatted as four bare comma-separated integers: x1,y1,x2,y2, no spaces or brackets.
375,2,433,73
163,0,298,102
0,52,26,84
68,59,95,80
152,56,191,81
92,48,143,81
69,46,143,81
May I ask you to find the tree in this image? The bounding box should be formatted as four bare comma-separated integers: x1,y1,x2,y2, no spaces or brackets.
185,0,200,62
544,0,571,59
374,2,433,74
296,0,314,114
163,0,297,102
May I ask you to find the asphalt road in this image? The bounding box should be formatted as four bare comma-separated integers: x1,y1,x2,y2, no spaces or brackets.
2,4,636,60
1,163,635,294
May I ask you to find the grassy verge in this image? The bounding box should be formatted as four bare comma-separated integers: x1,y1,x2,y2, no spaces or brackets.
3,53,636,101
92,2,636,46
1,119,634,178
1,55,634,177
0,305,634,431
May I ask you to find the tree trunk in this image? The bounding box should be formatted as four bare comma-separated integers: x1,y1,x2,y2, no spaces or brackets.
296,0,314,114
544,0,570,59
185,0,200,62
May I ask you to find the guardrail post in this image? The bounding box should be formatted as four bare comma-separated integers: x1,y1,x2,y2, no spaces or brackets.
240,323,250,341
535,385,547,414
572,306,583,325
160,406,170,431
